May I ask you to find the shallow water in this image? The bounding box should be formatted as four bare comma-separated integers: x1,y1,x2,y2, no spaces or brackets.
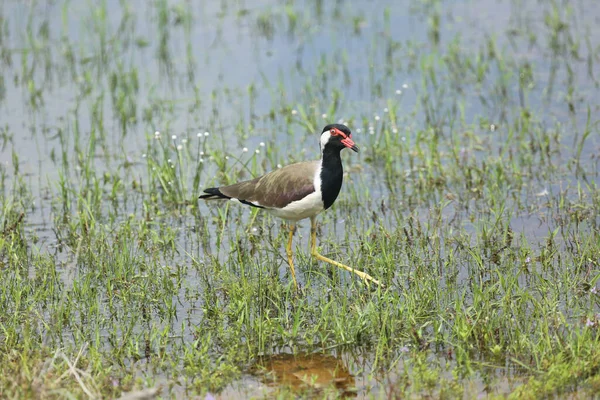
1,0,599,397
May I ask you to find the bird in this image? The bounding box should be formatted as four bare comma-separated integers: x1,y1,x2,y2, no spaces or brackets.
199,124,382,289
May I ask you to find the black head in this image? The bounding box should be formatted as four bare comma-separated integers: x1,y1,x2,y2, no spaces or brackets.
319,124,359,152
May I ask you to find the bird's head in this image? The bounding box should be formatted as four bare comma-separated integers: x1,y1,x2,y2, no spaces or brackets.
320,124,359,153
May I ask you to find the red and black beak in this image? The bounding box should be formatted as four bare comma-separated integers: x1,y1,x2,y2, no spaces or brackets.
341,136,359,152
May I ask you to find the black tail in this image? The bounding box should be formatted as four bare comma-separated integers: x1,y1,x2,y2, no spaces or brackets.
199,187,230,200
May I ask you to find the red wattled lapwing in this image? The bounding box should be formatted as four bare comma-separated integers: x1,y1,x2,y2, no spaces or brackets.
199,124,382,289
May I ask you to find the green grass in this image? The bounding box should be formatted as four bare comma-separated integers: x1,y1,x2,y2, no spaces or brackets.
1,0,600,398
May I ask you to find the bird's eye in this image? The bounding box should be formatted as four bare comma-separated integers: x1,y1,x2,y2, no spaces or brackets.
330,129,336,135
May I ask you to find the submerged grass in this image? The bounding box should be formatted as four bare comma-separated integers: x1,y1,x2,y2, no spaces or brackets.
1,0,600,398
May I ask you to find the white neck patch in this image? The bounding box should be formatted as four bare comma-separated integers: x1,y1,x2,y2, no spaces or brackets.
319,131,331,152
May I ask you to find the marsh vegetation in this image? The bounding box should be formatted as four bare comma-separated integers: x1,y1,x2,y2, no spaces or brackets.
0,0,599,398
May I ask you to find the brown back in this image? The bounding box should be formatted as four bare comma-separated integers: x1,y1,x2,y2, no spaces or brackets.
219,161,319,208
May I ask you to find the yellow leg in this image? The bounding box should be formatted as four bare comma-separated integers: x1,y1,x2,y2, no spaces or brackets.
310,217,383,287
286,223,298,289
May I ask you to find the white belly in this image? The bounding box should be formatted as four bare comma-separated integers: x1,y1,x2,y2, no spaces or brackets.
266,191,324,221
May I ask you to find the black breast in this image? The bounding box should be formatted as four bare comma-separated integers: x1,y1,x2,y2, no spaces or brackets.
319,148,344,210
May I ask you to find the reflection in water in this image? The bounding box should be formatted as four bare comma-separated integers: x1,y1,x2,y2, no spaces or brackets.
254,352,356,397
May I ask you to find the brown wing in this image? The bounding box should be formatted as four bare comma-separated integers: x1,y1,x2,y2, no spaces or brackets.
218,161,318,208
